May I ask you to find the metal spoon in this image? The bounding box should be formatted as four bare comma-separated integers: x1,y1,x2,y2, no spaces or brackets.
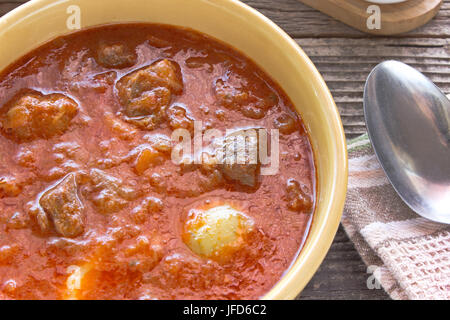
364,60,450,224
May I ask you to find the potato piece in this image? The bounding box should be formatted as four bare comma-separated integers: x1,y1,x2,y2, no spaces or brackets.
39,173,84,238
183,205,254,262
131,136,172,175
96,43,136,69
285,178,313,213
1,92,78,142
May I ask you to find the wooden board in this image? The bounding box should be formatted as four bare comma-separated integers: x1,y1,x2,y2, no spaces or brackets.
298,0,443,35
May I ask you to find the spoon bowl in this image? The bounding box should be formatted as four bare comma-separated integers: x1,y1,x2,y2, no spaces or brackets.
364,60,450,224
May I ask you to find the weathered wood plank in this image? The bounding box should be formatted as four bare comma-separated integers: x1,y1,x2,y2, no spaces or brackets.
243,0,450,38
297,0,442,36
2,0,450,38
296,37,450,139
300,226,390,300
0,1,22,16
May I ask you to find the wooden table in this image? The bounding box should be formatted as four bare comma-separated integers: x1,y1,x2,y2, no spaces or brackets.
1,0,449,300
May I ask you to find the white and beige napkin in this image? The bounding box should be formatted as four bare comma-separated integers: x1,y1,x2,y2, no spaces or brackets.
342,134,450,300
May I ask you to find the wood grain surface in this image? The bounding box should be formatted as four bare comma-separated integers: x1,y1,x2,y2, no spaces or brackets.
1,0,448,300
298,0,442,35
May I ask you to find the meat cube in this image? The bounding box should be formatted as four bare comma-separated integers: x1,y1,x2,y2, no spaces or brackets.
96,43,137,69
218,130,259,187
39,173,84,237
124,87,171,119
274,113,298,135
116,60,183,129
145,59,183,94
285,178,313,213
1,92,78,142
214,78,275,120
166,128,259,191
117,59,183,105
221,163,258,188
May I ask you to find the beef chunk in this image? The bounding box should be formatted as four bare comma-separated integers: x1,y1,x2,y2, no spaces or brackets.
96,43,137,69
274,113,298,135
221,163,258,188
148,165,225,198
39,173,84,237
214,78,276,120
171,129,259,189
116,59,183,130
123,87,171,119
218,130,259,188
1,91,78,142
285,178,313,213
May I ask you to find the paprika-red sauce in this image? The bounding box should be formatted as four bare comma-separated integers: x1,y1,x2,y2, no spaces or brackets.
0,24,315,300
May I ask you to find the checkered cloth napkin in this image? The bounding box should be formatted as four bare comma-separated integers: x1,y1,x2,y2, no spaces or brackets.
342,134,450,300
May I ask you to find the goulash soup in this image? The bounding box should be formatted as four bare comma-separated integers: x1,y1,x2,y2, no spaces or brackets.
0,24,316,300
